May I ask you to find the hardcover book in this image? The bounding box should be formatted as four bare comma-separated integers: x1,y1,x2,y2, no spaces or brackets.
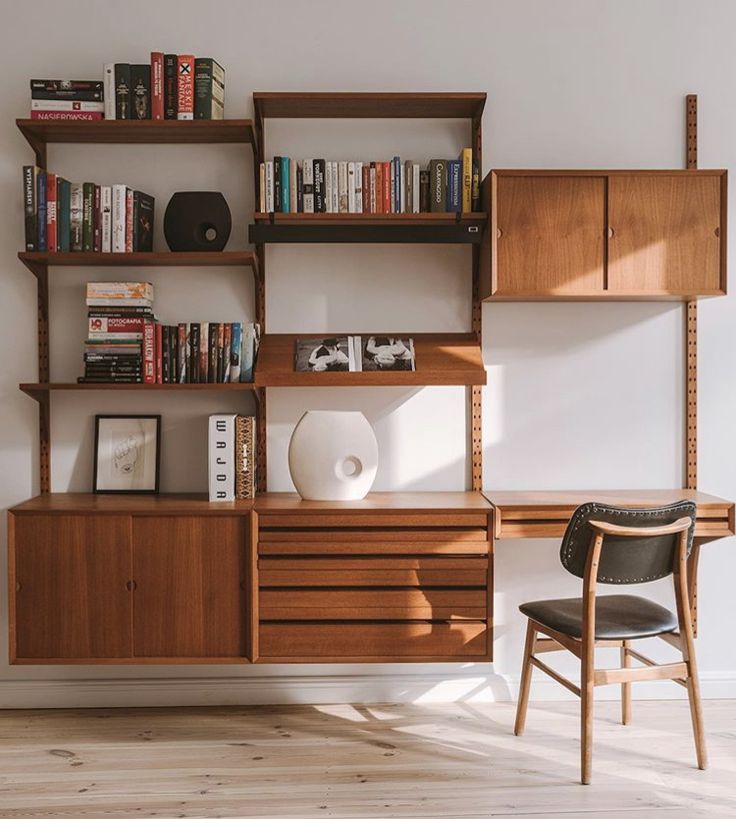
132,191,154,252
101,186,112,252
23,165,38,251
313,159,326,213
103,65,115,119
163,54,178,119
46,173,57,252
82,182,94,251
30,79,103,101
150,52,164,120
208,414,236,501
114,64,132,120
302,159,314,213
57,177,71,252
37,171,47,251
70,181,83,251
429,160,447,213
176,55,194,120
235,415,256,499
194,58,225,119
446,159,462,213
131,64,151,120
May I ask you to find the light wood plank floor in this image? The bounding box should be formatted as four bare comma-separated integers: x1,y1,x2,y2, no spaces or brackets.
1,700,735,818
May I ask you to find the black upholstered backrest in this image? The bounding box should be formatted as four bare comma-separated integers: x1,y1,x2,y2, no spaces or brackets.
560,501,696,584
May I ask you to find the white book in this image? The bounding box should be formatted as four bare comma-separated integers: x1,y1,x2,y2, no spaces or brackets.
400,162,406,213
412,163,420,213
370,166,377,213
325,160,333,213
101,186,112,252
289,159,298,213
330,161,339,213
30,99,105,112
259,163,265,212
302,158,314,213
208,414,236,502
103,63,115,120
347,162,356,213
354,162,363,214
265,161,274,212
338,161,348,213
351,335,363,371
111,184,127,253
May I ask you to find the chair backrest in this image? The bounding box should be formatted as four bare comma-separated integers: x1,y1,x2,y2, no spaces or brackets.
560,501,696,584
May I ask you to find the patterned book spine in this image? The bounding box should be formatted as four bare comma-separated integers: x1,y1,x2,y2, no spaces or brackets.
235,415,255,499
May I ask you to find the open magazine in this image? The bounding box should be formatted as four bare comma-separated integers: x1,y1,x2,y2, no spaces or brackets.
295,336,415,372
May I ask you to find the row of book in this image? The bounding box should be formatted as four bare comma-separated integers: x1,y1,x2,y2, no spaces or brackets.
23,167,153,253
81,282,260,384
208,414,256,501
295,336,416,372
258,151,480,215
29,57,224,122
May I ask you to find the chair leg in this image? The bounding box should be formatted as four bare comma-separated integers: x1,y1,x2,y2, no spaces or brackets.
682,631,708,769
621,640,632,725
514,620,536,736
580,643,595,784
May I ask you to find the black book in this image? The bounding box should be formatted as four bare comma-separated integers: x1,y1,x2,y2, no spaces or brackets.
78,375,142,383
471,159,481,212
82,182,95,252
161,325,170,384
296,163,303,213
208,323,218,383
87,306,154,317
114,64,132,120
131,64,151,119
132,191,154,252
84,353,142,362
163,54,178,119
30,79,104,101
419,170,430,213
85,362,142,371
190,323,200,383
23,165,38,251
313,159,326,213
429,160,447,213
168,325,177,384
273,157,282,213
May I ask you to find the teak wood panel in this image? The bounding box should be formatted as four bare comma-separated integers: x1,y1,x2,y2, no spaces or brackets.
10,514,132,661
493,175,606,295
259,622,487,661
132,517,247,658
608,174,725,293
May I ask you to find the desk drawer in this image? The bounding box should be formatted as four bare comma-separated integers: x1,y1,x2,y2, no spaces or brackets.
259,621,487,661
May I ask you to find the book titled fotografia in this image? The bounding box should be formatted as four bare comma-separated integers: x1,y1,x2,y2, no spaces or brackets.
295,335,415,373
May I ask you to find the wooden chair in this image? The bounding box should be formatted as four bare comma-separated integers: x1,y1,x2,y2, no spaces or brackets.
513,501,706,784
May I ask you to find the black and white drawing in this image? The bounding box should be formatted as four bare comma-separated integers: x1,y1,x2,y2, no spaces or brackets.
93,415,161,493
295,337,352,372
362,336,415,371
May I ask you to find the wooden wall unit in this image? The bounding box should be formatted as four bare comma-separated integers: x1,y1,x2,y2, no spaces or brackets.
483,169,727,300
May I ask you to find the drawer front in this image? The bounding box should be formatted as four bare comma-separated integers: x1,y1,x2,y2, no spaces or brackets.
260,622,487,661
259,513,489,529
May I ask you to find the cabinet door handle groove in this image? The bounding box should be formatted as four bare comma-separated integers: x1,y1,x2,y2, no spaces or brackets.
126,580,137,592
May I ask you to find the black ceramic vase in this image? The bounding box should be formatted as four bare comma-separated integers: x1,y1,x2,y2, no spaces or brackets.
163,191,232,252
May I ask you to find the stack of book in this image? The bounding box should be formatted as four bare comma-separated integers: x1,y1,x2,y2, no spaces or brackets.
104,54,224,120
82,282,153,383
22,167,154,253
257,151,479,215
30,79,104,121
208,414,256,500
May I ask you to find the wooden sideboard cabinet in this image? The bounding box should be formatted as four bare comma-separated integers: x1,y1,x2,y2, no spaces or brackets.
8,496,253,664
482,169,727,299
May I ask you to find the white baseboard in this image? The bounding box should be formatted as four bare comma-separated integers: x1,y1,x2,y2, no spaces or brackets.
1,670,734,709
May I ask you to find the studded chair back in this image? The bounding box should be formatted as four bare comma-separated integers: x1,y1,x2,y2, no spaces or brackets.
559,501,697,584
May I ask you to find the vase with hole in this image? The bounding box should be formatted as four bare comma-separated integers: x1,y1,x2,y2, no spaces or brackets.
288,410,378,501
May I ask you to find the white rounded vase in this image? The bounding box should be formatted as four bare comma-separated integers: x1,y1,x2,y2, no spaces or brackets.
288,410,378,501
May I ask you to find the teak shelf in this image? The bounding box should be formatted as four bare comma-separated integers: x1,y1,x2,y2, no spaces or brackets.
18,251,258,276
19,383,258,401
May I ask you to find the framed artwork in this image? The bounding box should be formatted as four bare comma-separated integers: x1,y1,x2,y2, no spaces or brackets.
93,415,161,494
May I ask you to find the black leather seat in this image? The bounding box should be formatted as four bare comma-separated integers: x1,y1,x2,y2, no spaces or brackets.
519,593,678,640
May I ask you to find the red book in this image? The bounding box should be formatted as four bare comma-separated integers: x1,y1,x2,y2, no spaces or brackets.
125,188,133,252
382,162,391,214
362,165,370,213
151,52,164,120
143,321,156,383
374,162,383,214
176,55,194,120
46,173,57,252
93,185,101,252
30,111,103,121
155,323,163,383
89,316,148,333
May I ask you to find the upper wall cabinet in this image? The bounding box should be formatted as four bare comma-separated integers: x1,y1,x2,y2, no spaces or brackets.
481,170,727,300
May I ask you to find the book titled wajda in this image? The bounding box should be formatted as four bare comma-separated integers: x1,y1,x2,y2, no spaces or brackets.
208,414,236,501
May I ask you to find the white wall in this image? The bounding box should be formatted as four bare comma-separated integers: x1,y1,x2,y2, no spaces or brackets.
1,0,735,707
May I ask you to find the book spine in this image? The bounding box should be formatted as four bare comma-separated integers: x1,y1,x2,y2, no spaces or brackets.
361,163,370,213
23,166,37,251
240,324,256,382
331,161,339,213
412,163,420,213
30,111,102,121
235,415,255,499
69,182,82,251
217,322,225,382
382,162,391,214
273,156,282,212
150,52,164,120
37,171,47,252
114,63,131,120
429,160,446,213
132,191,140,253
143,321,155,383
31,79,103,100
461,148,472,213
103,64,115,118
400,158,406,213
265,161,274,212
163,325,171,384
259,163,265,212
223,322,232,382
296,162,303,213
30,99,105,112
93,184,101,252
354,162,363,214
176,55,194,120
392,156,400,213
302,158,314,213
190,322,200,383
208,414,236,502
313,160,325,213
405,161,412,215
419,169,430,212
280,157,290,213
101,186,112,253
347,161,356,213
125,188,133,252
472,158,480,211
338,161,348,213
194,57,213,119
208,323,218,383
46,173,57,252
82,183,94,252
324,160,332,213
370,163,377,213
447,160,462,213
289,158,297,214
131,64,151,119
178,323,187,383
155,322,163,383
230,322,242,382
163,54,178,119
57,178,71,252
199,321,209,383
89,316,148,333
111,185,126,253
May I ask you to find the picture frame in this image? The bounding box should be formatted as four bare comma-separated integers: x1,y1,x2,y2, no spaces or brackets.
93,415,161,494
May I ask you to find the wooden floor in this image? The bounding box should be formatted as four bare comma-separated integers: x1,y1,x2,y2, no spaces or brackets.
1,700,735,818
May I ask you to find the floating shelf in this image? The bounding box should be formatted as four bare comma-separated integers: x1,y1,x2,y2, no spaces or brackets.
18,251,258,277
254,333,486,387
20,382,259,402
253,92,486,120
249,213,487,244
16,118,256,148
